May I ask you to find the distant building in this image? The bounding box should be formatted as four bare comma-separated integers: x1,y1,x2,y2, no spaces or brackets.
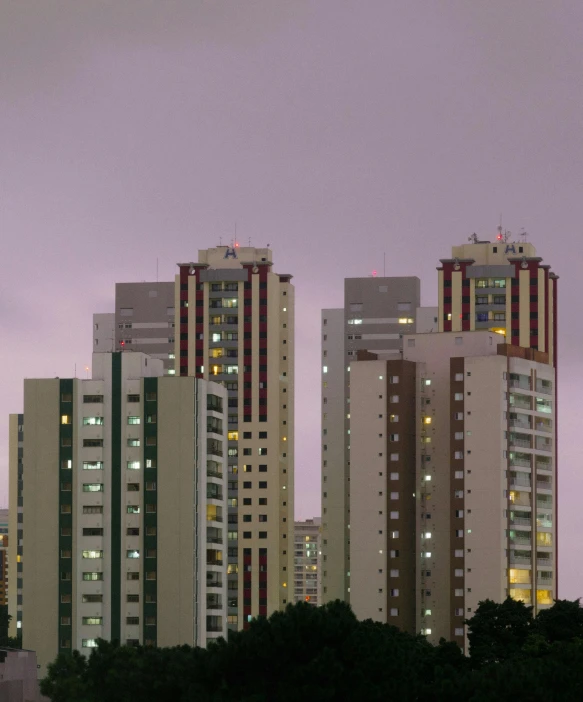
93,282,176,373
321,276,425,603
10,352,228,672
293,519,321,606
0,510,8,608
0,648,48,702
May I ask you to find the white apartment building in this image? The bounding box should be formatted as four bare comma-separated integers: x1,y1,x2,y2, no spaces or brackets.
9,351,228,672
293,518,321,606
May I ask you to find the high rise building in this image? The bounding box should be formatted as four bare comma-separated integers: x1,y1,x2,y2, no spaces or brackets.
176,245,294,630
321,277,422,603
347,238,557,649
8,419,23,638
293,518,321,606
93,282,176,373
9,352,228,671
437,238,557,363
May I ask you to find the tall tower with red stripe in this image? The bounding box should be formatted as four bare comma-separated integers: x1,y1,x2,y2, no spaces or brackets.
437,237,557,365
176,245,294,632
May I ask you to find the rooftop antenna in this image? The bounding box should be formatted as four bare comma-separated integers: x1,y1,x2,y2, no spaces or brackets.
248,237,251,247
219,236,223,246
468,233,479,244
519,228,528,242
234,221,237,247
496,216,511,243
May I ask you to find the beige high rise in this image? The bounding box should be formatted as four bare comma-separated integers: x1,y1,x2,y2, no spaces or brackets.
176,246,294,629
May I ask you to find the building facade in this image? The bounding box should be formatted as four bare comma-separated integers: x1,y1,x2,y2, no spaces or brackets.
321,277,422,603
10,352,228,671
350,334,556,648
293,518,321,606
93,282,176,373
176,245,294,630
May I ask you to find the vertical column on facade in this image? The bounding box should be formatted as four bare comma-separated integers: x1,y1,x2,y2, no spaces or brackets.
58,380,74,652
143,377,158,646
179,266,190,377
450,360,465,647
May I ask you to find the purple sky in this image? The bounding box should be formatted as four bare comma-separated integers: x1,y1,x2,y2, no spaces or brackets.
2,1,583,597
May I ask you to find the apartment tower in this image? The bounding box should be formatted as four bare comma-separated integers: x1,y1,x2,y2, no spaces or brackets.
93,282,176,374
9,352,228,671
321,277,422,603
293,518,321,606
348,237,557,649
176,245,294,630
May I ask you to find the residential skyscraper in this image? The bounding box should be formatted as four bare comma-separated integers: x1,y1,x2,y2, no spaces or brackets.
321,277,422,603
9,352,228,672
293,518,321,606
93,282,176,373
176,245,294,630
347,237,557,649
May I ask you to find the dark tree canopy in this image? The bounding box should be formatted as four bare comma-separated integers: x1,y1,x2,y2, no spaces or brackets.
40,598,583,702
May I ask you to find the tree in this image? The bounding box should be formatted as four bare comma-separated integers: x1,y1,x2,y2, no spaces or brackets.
466,597,533,666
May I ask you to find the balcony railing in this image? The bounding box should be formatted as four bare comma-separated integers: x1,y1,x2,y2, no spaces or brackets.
207,537,223,545
536,481,552,491
509,556,532,565
510,380,531,391
510,478,532,488
207,469,223,479
207,581,223,589
206,626,223,632
534,423,552,433
510,438,531,449
510,397,532,410
535,385,553,396
206,604,223,610
536,461,552,472
207,515,223,523
510,458,531,468
508,419,532,430
511,517,532,527
207,559,223,567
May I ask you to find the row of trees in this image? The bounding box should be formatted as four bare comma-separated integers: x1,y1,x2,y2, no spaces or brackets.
41,598,583,701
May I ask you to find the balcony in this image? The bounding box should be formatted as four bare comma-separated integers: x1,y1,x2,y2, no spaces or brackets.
509,420,531,431
535,382,553,396
510,457,531,469
536,460,552,472
510,477,532,489
509,555,532,566
509,379,531,391
509,437,531,449
510,516,532,527
536,480,552,492
510,395,532,410
207,578,223,589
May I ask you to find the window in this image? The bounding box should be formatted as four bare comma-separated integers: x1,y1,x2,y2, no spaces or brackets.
259,481,267,489
390,376,399,384
127,439,140,447
82,595,103,603
127,394,140,403
82,483,104,492
127,506,140,514
127,572,139,581
455,627,464,636
83,395,104,403
390,453,399,461
127,417,141,425
390,511,399,519
390,472,399,480
454,568,463,577
83,505,103,515
390,395,399,403
454,432,463,440
82,617,103,625
455,510,464,518
390,434,399,442
127,594,139,603
82,550,103,559
83,439,103,448
390,569,399,577
454,393,463,401
390,414,399,423
83,572,103,581
127,461,140,470
83,528,103,536
390,492,399,500
82,639,98,648
126,617,140,626
454,549,463,557
83,416,104,426
454,451,463,459
454,471,463,479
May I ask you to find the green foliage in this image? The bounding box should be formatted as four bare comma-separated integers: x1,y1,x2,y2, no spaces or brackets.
40,598,583,702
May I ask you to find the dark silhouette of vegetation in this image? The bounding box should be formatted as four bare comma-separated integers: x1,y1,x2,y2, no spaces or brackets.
41,598,583,701
0,605,21,648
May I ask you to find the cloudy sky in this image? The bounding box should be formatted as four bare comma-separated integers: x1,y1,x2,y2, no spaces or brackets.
1,1,582,596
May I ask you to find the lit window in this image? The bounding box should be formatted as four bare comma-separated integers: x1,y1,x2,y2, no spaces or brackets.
61,415,71,425
82,484,103,492
82,550,103,559
127,417,141,425
82,639,98,648
127,550,140,559
127,461,140,470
